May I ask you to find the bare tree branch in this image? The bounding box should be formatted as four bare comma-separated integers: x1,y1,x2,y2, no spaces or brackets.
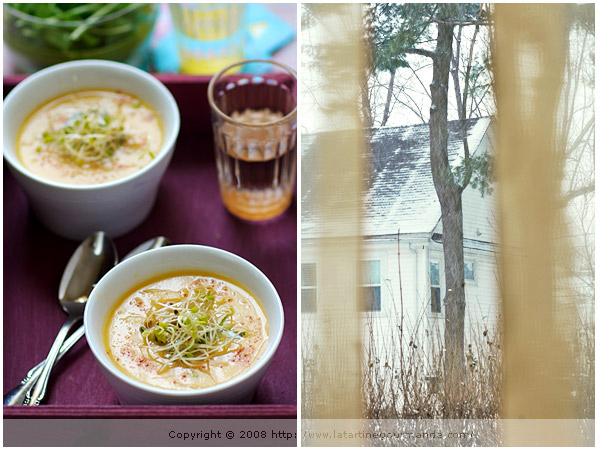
408,64,433,102
451,26,464,117
381,69,396,126
404,48,436,59
459,24,480,192
560,183,595,207
433,18,491,26
390,90,428,124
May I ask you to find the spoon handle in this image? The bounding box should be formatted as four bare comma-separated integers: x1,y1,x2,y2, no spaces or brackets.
26,315,81,406
3,325,85,406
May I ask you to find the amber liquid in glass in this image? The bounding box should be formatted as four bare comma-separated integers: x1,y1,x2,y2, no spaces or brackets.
213,81,296,221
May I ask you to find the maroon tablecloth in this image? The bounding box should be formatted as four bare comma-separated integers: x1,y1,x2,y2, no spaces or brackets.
3,75,297,418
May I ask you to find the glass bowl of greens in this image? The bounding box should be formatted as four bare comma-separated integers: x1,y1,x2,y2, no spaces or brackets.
4,3,157,71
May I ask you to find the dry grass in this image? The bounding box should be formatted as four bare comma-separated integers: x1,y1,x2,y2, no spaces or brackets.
359,298,502,446
363,300,502,421
360,296,594,445
570,317,595,420
302,292,593,446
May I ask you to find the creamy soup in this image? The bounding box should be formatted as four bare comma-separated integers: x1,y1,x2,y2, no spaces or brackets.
18,90,162,185
106,272,269,390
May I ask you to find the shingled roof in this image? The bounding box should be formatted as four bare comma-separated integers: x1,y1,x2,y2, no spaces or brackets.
301,117,492,237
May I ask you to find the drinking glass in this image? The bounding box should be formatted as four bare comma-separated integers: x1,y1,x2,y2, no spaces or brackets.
208,59,297,221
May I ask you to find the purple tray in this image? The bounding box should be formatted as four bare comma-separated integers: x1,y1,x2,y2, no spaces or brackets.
3,75,297,418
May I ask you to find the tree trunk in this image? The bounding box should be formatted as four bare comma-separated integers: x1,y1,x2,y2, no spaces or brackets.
381,69,396,126
361,69,374,128
439,184,467,412
451,26,464,117
429,20,467,413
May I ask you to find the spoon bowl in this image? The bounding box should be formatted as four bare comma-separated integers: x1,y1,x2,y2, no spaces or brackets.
58,232,118,313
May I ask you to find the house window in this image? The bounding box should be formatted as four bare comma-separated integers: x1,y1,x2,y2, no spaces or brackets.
430,261,441,313
301,263,317,313
360,260,381,312
464,261,476,281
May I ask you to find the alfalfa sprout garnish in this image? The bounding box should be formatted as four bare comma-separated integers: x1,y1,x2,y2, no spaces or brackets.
139,287,246,373
41,108,151,165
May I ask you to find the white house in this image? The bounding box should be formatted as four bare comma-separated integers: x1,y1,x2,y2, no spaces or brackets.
301,117,499,354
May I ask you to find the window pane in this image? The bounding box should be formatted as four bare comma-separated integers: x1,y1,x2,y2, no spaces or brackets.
302,263,317,287
464,261,475,280
369,260,380,285
430,261,440,286
360,286,381,311
360,260,380,285
431,287,441,313
371,286,381,311
302,288,317,313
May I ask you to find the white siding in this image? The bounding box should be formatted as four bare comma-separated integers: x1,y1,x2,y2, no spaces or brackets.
463,249,500,338
302,234,501,356
462,186,497,244
361,239,418,353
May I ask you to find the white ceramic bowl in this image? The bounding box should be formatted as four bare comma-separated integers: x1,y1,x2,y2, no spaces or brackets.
84,245,284,405
3,60,180,240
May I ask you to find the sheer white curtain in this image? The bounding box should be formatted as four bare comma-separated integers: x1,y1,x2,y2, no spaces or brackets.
494,4,593,445
301,4,366,446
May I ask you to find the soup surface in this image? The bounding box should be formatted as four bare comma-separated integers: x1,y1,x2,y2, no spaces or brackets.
18,90,162,185
106,273,269,390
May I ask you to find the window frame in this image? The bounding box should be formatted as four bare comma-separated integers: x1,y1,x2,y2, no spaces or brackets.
464,259,477,283
359,259,382,313
301,262,318,313
429,260,442,315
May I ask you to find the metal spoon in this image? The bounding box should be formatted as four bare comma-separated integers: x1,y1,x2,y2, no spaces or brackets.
3,326,86,406
26,232,118,406
124,236,171,257
4,236,171,406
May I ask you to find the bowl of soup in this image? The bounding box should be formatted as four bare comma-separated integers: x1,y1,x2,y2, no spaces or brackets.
84,244,284,404
3,60,180,239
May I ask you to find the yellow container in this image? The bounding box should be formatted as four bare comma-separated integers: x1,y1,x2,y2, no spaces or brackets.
170,4,246,74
